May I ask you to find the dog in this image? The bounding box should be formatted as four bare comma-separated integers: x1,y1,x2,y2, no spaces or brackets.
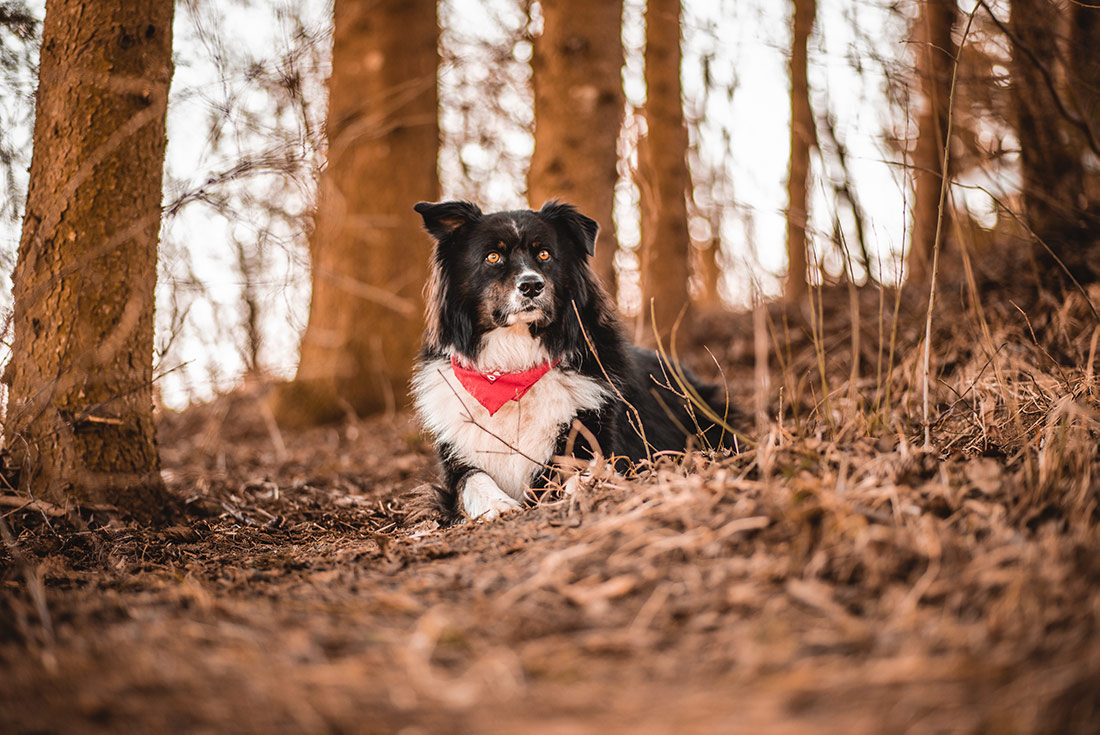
411,199,736,521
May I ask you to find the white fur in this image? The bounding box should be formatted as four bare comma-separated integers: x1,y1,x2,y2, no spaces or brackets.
473,323,550,371
460,472,522,520
412,326,611,505
562,469,594,496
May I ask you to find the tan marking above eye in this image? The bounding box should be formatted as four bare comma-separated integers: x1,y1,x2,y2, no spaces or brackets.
485,252,502,264
537,249,551,262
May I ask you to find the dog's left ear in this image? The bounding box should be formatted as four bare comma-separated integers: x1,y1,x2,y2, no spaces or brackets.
538,200,598,257
414,200,484,240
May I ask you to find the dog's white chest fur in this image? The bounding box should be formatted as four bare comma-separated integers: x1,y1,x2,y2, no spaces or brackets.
412,326,609,500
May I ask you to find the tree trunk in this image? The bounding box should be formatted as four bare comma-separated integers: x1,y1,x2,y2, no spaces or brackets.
530,0,624,296
2,0,173,518
1066,2,1100,279
694,232,722,307
908,0,956,283
784,0,816,302
1010,0,1099,283
1069,4,1100,141
274,0,440,427
638,0,691,343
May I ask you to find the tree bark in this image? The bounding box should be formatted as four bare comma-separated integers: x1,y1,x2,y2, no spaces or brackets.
1066,2,1100,279
638,0,692,343
530,0,624,297
1010,0,1099,283
2,0,173,518
1069,4,1100,142
785,0,816,302
274,0,440,427
908,0,956,283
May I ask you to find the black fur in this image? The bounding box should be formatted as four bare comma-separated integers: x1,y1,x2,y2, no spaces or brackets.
413,199,738,520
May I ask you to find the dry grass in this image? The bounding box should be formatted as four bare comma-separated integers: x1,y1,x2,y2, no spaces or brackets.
1,271,1099,733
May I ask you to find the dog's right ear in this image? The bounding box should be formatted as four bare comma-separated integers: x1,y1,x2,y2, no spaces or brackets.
537,200,598,257
414,200,483,240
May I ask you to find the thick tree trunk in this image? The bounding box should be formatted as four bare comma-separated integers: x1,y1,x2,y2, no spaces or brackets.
1010,0,1099,283
275,0,439,427
908,0,956,283
2,0,173,518
638,0,691,343
784,0,815,302
530,0,624,296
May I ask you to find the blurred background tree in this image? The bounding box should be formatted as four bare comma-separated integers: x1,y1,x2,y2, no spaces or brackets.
529,0,624,295
907,0,956,283
272,0,439,426
638,0,692,340
1008,0,1100,285
0,1,37,227
784,0,815,301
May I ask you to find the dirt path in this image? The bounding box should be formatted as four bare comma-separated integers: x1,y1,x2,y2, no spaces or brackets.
2,399,1097,734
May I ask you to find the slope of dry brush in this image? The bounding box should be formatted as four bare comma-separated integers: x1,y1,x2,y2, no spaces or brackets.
1,275,1098,733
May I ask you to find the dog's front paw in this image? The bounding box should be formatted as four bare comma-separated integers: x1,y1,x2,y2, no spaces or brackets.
461,472,522,521
560,460,616,496
562,471,594,496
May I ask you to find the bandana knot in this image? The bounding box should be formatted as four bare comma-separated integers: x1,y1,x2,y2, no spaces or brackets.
450,354,560,416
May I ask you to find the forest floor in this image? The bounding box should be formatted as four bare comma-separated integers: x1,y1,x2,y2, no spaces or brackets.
2,273,1099,734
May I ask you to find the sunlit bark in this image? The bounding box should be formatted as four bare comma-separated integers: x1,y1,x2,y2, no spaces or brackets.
2,0,174,517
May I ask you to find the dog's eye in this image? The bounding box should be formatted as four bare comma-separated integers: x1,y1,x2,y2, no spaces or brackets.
485,252,501,265
537,249,551,262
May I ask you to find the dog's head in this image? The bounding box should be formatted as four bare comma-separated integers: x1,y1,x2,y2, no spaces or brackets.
414,199,600,359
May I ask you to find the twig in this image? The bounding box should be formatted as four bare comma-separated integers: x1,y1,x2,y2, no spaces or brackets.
0,495,67,518
923,4,978,449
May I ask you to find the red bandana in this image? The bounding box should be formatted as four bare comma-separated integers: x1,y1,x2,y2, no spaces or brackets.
450,354,560,416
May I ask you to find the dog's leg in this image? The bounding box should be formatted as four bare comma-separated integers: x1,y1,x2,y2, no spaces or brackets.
438,448,521,521
459,471,522,521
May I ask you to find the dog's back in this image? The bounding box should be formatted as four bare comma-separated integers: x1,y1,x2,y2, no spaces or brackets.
596,345,736,463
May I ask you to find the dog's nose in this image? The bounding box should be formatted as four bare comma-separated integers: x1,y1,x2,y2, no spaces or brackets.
517,273,544,297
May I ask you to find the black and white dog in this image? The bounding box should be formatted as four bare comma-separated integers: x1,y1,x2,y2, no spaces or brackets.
411,199,735,521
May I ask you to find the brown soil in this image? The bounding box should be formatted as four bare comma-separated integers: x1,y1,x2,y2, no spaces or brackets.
2,281,1099,734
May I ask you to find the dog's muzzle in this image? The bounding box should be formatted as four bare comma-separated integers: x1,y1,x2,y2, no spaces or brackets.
503,271,551,325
